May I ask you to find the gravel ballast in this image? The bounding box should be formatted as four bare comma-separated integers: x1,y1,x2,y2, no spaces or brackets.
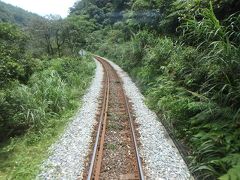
107,59,191,179
38,57,191,180
37,59,103,179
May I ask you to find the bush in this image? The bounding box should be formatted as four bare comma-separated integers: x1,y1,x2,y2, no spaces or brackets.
0,22,29,87
90,2,240,177
0,56,95,138
100,31,240,178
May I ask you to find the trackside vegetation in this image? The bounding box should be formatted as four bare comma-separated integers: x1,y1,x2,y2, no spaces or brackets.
0,2,95,179
67,0,240,179
97,30,240,179
0,55,95,179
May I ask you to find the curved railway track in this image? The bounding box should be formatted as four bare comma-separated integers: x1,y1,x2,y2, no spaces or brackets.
85,56,144,180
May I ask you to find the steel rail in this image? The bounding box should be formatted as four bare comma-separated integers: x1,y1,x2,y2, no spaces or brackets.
102,57,145,180
94,58,110,180
87,57,110,180
122,83,145,180
87,56,144,180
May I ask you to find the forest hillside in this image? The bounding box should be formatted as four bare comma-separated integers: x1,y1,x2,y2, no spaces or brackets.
0,1,41,26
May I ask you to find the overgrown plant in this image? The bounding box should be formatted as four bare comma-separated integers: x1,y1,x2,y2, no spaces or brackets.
95,6,240,177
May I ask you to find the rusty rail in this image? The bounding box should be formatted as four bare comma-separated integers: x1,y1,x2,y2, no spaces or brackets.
86,56,144,180
87,57,110,180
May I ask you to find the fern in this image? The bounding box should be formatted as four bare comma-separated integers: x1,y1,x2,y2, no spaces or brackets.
219,165,240,180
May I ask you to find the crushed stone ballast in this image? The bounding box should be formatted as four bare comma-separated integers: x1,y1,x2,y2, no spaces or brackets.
107,58,191,179
37,59,104,179
37,56,191,180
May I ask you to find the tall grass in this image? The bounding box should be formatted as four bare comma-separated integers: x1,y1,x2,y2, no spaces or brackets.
0,55,95,179
95,7,240,177
10,70,69,129
0,55,95,136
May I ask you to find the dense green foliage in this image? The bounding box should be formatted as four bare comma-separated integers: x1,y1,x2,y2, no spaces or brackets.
0,23,28,86
0,56,94,137
0,56,95,179
97,31,240,179
0,3,96,141
0,2,96,179
66,0,240,179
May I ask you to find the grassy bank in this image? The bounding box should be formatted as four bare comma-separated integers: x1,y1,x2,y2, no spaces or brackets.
0,55,95,179
95,26,240,179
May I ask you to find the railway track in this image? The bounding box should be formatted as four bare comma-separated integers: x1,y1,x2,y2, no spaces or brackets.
85,56,144,180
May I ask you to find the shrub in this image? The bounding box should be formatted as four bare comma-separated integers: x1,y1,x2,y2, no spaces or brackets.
0,56,95,138
1,70,68,131
91,3,240,177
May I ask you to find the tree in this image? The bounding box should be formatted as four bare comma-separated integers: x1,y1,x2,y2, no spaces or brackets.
0,22,27,86
64,15,97,53
28,15,69,57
